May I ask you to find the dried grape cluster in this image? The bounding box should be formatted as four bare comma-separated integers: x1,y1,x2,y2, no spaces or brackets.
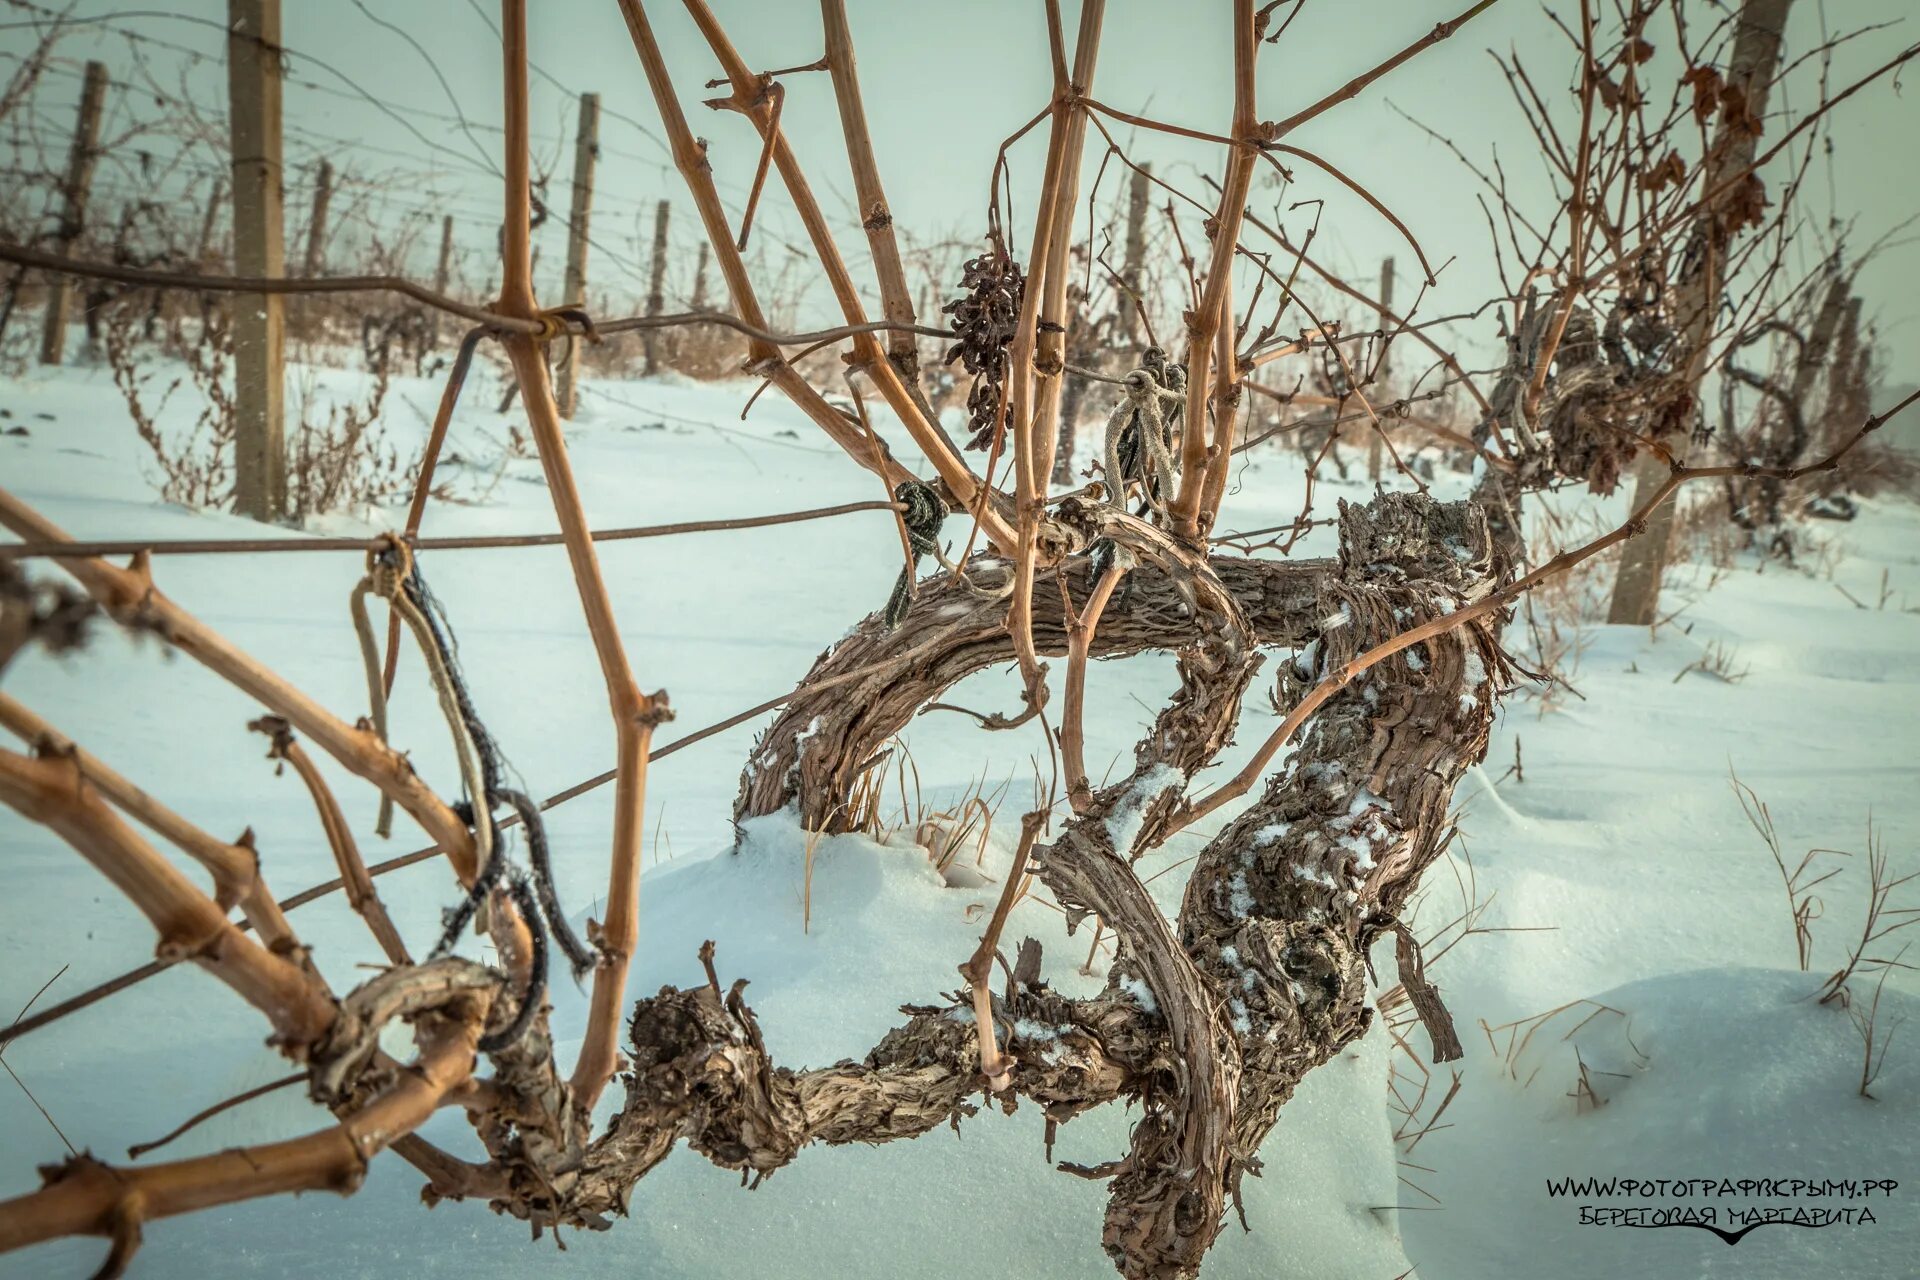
942,245,1026,451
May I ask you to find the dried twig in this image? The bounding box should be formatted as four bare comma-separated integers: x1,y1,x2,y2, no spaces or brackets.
498,0,668,1114
252,716,411,967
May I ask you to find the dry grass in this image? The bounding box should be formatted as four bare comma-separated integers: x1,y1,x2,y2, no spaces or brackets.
802,822,825,934
845,737,1015,880
1566,1045,1629,1113
1672,637,1750,685
1733,779,1914,1099
1377,833,1555,1211
1832,567,1912,613
1731,768,1846,972
917,795,997,884
1817,817,1917,1008
1846,954,1909,1100
1476,999,1643,1095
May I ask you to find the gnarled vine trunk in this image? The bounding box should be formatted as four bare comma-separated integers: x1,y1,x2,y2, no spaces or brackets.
527,491,1506,1279
736,551,1330,831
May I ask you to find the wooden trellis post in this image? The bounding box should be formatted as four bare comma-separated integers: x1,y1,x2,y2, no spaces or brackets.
557,91,599,418
38,60,108,366
1119,161,1150,346
196,177,227,264
1608,0,1792,624
302,159,333,278
689,239,708,309
432,213,455,346
1369,256,1394,483
434,215,455,294
227,0,287,521
643,198,669,376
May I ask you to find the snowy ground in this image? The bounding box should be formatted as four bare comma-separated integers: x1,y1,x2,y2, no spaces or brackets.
1,348,1915,1278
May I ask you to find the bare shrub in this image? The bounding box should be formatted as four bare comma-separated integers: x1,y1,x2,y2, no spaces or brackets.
284,347,404,521
103,293,236,508
101,289,426,520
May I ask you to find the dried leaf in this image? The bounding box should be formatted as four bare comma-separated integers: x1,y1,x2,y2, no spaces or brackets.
1719,172,1769,236
1638,150,1687,194
1680,64,1721,124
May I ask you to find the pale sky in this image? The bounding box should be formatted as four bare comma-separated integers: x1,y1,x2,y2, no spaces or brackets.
8,1,1919,379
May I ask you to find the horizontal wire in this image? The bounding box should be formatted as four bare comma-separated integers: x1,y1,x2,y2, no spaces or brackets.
0,500,905,561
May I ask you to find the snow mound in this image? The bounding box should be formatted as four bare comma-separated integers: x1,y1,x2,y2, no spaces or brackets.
1405,967,1919,1279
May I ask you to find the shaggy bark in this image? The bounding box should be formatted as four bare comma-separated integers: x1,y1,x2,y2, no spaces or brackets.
1018,499,1262,1272
735,549,1328,831
509,492,1503,1280
1177,493,1504,1248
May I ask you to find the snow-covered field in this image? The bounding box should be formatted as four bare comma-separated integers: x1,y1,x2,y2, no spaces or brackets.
2,351,1915,1278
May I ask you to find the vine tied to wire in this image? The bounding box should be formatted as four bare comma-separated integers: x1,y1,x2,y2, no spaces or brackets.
883,480,947,630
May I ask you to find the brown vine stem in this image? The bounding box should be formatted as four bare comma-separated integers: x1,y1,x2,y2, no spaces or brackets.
498,0,665,1117
681,0,991,532
0,693,297,949
1079,96,1234,148
1003,0,1106,718
1266,141,1437,286
820,0,919,377
732,77,784,251
1240,323,1334,370
1030,0,1107,489
0,486,480,881
1198,258,1242,529
383,325,483,696
1265,0,1502,139
1061,558,1128,812
1521,0,1597,422
125,1072,306,1161
0,749,334,1047
1166,0,1258,544
959,811,1046,1092
1171,387,1920,836
0,1007,481,1257
253,718,412,968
